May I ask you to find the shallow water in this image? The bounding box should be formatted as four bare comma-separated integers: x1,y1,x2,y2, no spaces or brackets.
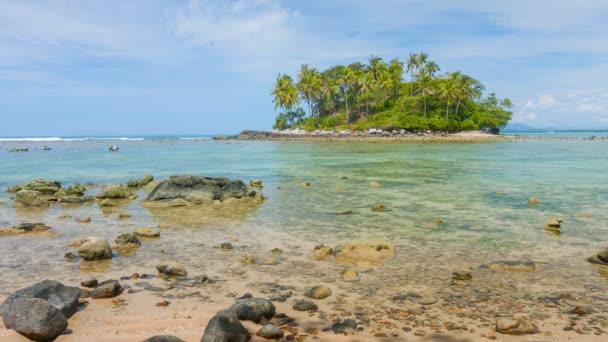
1,139,608,339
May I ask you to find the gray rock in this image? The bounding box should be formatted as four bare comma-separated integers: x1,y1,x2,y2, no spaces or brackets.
14,190,48,207
231,297,276,323
2,297,68,342
115,233,141,246
332,319,358,334
293,300,318,311
81,278,98,288
90,280,122,299
77,237,113,261
0,280,80,318
146,175,256,203
95,184,133,199
201,309,251,342
143,336,186,342
156,262,188,277
58,195,94,204
256,323,283,339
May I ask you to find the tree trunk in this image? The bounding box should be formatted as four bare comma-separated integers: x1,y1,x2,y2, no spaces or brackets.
410,70,413,96
455,98,461,116
423,96,427,118
446,101,449,121
345,90,349,124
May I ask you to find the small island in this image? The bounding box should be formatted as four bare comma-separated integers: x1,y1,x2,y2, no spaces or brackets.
270,52,513,135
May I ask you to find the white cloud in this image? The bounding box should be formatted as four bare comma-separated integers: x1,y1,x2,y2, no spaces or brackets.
524,94,556,109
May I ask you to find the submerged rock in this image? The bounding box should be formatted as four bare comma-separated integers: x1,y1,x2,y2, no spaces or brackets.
0,279,80,318
95,184,133,199
2,297,68,342
588,247,608,265
0,223,53,237
238,255,256,265
76,216,91,223
256,324,283,339
371,204,386,212
544,217,562,232
146,174,260,204
144,336,186,342
452,270,472,286
115,233,141,246
528,197,540,205
496,317,540,335
14,190,48,207
342,269,360,282
77,237,113,261
56,183,86,196
334,241,396,268
313,244,333,260
156,262,188,277
201,309,251,342
484,260,537,272
231,297,276,323
293,300,318,312
90,280,123,299
58,195,94,204
304,285,332,299
134,227,160,238
368,181,381,187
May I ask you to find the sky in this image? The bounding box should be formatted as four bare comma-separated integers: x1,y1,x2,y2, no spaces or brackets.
1,0,607,136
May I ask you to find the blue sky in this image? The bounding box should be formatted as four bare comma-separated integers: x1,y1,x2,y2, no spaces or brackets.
1,0,607,135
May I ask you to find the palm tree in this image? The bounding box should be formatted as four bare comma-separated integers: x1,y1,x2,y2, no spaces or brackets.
320,73,338,115
388,58,404,100
437,79,457,120
368,55,387,81
377,71,393,111
358,73,374,118
297,64,321,118
415,51,429,70
415,72,434,118
271,74,298,112
406,53,418,96
423,61,440,78
337,66,355,123
448,72,484,116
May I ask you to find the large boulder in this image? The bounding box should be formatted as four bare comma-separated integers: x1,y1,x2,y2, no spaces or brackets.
202,309,251,342
95,184,133,199
0,280,80,318
2,297,68,342
230,297,276,323
77,237,113,261
90,280,123,299
146,175,259,204
14,190,48,207
334,241,396,268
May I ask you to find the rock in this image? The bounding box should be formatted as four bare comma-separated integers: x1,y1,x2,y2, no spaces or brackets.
2,297,68,342
90,280,123,299
249,179,263,188
587,247,608,265
140,174,154,186
342,269,360,282
64,252,77,260
127,179,140,188
143,336,186,342
81,279,98,288
418,296,438,305
14,190,48,207
7,184,23,193
293,300,318,312
485,260,537,272
96,184,133,199
335,210,353,215
0,280,80,318
334,241,396,267
300,181,311,187
368,181,381,187
452,270,472,281
304,285,332,299
134,227,160,238
271,248,283,254
0,223,53,237
239,255,256,265
156,262,188,277
496,317,540,335
544,218,562,232
115,233,141,246
77,237,113,261
118,211,132,219
256,324,284,339
220,242,234,250
58,195,94,204
262,257,279,265
57,183,86,196
528,197,540,205
231,297,276,323
371,204,386,212
146,174,259,203
20,179,62,194
202,309,251,342
313,244,333,260
76,216,91,223
332,319,358,334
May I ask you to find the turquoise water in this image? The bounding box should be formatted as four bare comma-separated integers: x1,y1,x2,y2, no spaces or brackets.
1,138,608,338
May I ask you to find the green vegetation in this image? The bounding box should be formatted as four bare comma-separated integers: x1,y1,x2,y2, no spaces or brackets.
272,52,513,133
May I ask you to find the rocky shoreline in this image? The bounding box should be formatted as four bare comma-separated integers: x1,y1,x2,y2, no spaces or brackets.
219,129,608,143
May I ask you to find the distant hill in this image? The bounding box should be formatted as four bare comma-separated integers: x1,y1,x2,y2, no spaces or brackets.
503,123,539,132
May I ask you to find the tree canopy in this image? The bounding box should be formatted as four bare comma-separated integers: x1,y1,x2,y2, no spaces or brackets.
272,52,513,132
